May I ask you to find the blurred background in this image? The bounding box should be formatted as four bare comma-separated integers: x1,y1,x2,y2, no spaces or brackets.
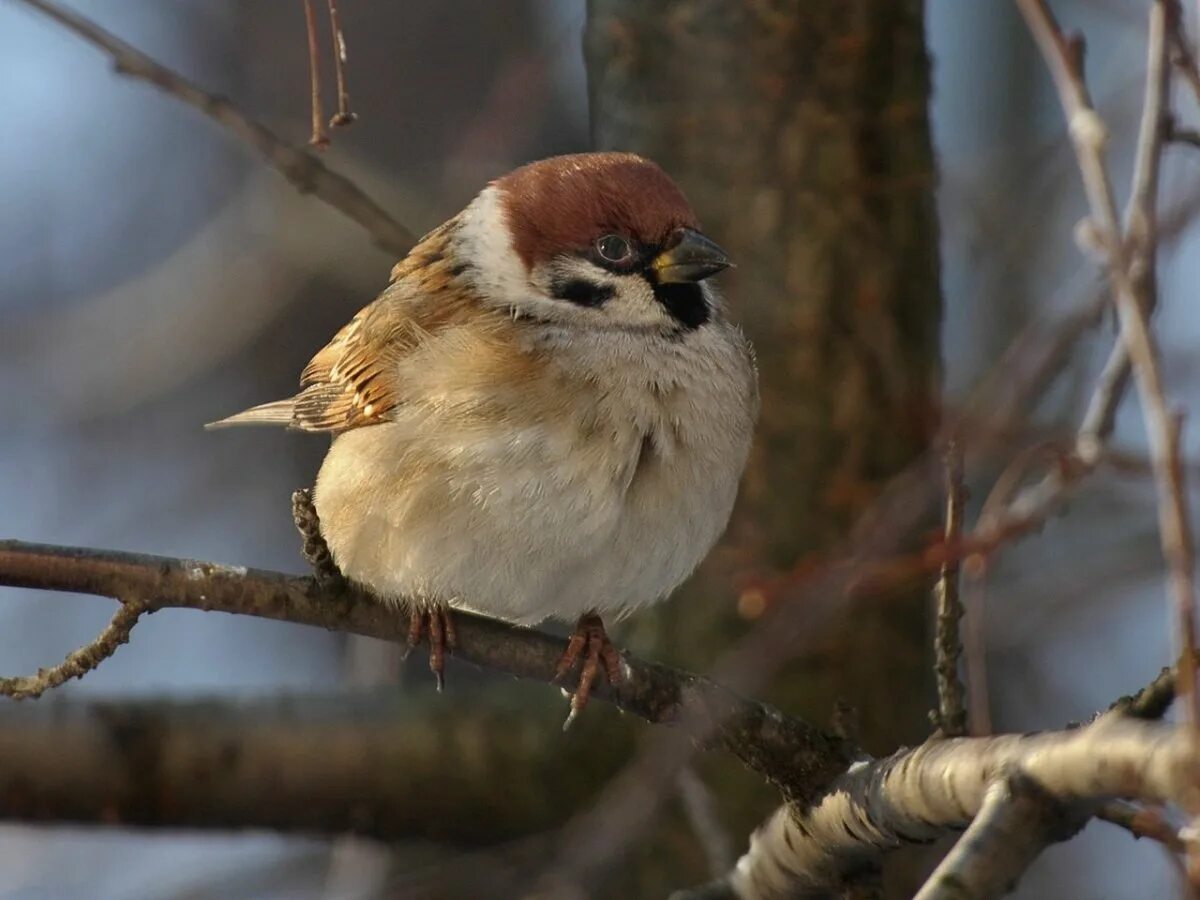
1,0,1199,897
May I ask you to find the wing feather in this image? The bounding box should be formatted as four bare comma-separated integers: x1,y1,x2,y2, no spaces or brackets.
207,221,474,434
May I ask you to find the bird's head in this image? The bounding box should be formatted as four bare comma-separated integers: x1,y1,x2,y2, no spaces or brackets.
456,152,731,335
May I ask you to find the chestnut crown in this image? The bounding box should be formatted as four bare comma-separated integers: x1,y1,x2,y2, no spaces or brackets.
497,152,700,268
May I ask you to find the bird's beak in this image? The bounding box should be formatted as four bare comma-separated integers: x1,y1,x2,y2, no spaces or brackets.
651,229,732,284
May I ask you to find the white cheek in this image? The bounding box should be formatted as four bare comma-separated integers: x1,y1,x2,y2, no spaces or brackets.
454,189,677,330
455,185,534,305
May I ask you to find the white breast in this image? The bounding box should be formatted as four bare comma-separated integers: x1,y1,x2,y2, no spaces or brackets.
314,320,757,625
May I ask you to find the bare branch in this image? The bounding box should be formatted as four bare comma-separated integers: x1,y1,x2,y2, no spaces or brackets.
1016,0,1199,730
932,440,968,737
710,716,1199,900
1167,13,1200,104
13,0,417,257
1121,663,1182,720
303,0,330,149
0,540,853,794
0,600,147,700
1169,124,1200,148
326,0,356,128
1098,801,1187,853
962,0,1184,573
687,636,1200,898
0,688,634,842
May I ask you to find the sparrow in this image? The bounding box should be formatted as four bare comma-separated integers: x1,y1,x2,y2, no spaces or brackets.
209,152,758,718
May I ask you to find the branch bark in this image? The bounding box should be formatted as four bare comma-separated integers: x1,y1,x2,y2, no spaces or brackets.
912,774,1078,900
932,441,968,737
0,600,146,699
0,540,853,795
686,715,1199,900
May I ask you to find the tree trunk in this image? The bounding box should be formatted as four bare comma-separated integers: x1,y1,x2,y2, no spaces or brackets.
585,0,942,892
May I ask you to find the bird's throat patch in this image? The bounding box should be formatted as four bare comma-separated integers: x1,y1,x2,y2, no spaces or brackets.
653,282,710,331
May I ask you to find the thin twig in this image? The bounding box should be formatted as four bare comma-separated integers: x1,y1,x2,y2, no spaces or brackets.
303,0,330,149
0,600,147,699
1098,800,1187,853
1122,663,1184,719
1167,15,1200,103
1170,124,1200,148
932,440,968,737
326,0,356,128
14,0,416,256
930,184,1200,584
1017,0,1199,731
959,0,1184,573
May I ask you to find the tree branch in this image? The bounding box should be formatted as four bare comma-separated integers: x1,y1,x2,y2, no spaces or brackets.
302,0,330,149
14,0,417,257
932,440,968,737
0,599,147,699
326,0,356,128
0,688,637,842
0,540,854,794
1016,0,1199,732
690,715,1199,900
912,774,1078,900
677,646,1200,899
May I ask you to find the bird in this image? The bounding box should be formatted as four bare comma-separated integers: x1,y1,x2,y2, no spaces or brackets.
208,151,759,719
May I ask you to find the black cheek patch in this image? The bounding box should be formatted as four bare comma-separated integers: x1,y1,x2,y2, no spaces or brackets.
653,282,710,331
550,277,616,308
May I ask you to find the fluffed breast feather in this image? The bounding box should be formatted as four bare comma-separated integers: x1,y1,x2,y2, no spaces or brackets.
206,220,523,434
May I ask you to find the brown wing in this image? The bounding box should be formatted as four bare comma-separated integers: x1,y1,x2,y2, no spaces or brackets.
206,219,473,434
289,300,415,431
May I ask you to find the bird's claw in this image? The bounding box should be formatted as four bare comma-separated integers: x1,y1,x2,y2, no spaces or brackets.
407,606,458,691
554,613,622,729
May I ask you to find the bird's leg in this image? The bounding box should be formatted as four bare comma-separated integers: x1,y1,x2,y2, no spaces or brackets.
407,603,458,691
291,488,344,588
554,612,623,729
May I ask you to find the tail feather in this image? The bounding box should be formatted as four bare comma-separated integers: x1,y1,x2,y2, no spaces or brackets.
205,397,297,429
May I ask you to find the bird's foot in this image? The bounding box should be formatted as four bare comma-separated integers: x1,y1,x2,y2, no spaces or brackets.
554,612,623,730
291,488,344,588
407,605,458,691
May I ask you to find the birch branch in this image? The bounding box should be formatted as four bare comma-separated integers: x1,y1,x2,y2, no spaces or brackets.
913,774,1079,900
703,716,1200,900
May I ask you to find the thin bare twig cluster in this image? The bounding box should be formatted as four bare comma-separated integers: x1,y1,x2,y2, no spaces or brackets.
13,0,414,256
303,0,356,149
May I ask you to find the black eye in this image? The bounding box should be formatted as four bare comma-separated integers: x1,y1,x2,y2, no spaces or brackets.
595,234,632,264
